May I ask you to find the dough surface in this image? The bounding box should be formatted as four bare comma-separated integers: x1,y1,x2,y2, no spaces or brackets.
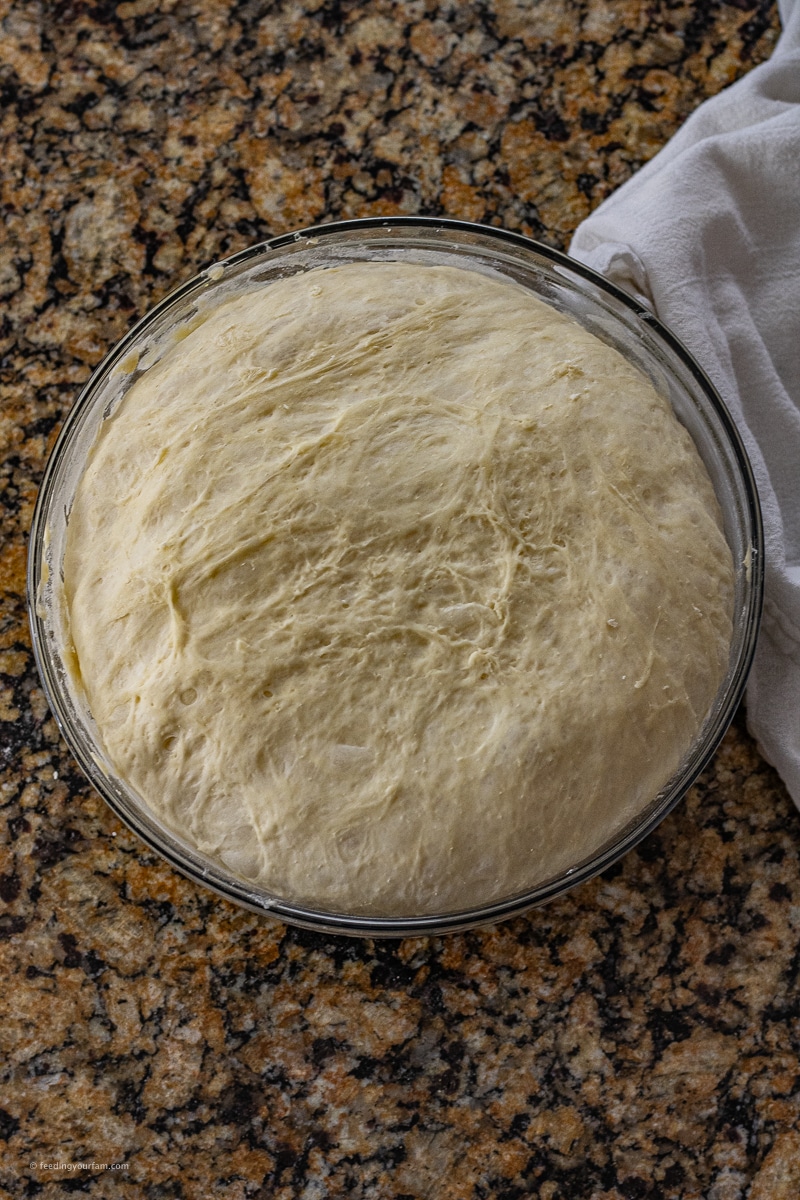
64,261,734,916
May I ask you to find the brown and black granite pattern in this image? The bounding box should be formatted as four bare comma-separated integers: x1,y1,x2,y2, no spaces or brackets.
1,0,798,1195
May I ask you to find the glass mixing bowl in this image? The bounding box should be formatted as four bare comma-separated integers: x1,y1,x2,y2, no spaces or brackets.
27,217,763,936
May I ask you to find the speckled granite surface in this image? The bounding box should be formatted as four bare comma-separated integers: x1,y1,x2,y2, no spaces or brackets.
2,0,798,1196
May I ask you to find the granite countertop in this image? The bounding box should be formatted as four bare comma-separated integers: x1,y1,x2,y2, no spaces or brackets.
2,1,799,1196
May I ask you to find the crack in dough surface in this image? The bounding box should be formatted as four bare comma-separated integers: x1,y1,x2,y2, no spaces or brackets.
63,261,734,916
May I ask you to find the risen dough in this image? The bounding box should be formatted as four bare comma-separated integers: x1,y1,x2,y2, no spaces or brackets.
64,261,734,916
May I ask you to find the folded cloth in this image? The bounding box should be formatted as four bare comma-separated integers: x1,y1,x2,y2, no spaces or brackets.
570,0,800,805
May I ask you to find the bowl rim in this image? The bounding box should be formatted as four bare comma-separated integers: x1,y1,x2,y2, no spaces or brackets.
27,215,764,936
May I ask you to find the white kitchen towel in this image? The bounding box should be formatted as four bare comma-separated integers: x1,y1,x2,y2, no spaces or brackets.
570,0,800,805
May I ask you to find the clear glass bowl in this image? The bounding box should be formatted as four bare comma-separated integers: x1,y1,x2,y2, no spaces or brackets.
27,217,763,936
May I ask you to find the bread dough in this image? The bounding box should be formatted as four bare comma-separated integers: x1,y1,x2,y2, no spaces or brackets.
63,261,734,916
